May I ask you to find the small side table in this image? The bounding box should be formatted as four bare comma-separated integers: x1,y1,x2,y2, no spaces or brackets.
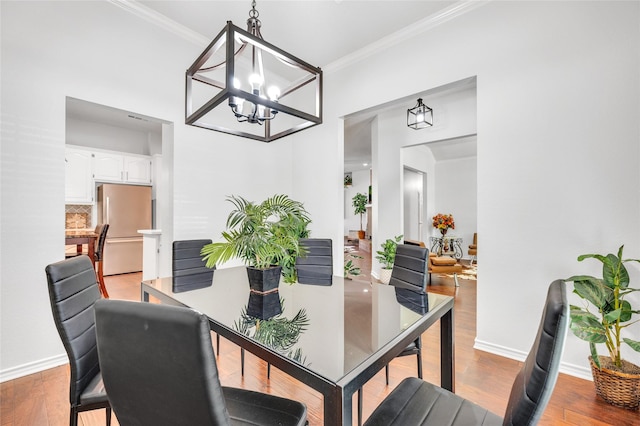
429,236,463,260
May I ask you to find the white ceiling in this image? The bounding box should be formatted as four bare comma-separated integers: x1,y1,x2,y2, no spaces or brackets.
68,1,474,165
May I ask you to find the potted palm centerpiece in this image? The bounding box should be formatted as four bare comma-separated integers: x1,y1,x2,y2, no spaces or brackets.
202,194,310,292
375,235,403,284
565,245,640,410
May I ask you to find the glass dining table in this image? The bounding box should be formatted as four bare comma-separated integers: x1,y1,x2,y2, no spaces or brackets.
141,266,455,426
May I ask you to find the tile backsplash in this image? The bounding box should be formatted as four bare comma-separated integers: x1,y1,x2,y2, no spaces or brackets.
65,205,92,229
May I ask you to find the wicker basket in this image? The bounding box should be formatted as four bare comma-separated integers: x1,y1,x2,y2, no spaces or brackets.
590,356,640,410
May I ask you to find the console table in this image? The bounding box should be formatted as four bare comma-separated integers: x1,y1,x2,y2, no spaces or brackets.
429,236,463,259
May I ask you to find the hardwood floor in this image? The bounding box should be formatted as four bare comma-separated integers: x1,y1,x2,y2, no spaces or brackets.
2,264,638,425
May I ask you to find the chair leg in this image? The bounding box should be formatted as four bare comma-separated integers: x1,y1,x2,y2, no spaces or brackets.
454,273,460,287
357,388,363,426
267,363,271,379
416,352,423,379
241,348,245,376
70,407,78,426
96,261,109,298
216,333,220,356
106,407,112,426
385,364,390,385
428,272,432,285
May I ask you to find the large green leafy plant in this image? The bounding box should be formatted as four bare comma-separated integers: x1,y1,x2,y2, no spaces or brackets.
566,245,640,370
352,193,367,234
202,194,310,283
375,235,403,269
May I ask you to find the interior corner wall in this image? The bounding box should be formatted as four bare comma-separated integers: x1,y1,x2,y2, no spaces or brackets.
293,0,640,378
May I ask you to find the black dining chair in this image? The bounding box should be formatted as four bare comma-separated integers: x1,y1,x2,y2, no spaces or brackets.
295,238,333,285
357,244,429,425
172,239,214,292
94,299,308,426
45,256,112,426
385,244,430,383
363,280,569,426
172,239,220,354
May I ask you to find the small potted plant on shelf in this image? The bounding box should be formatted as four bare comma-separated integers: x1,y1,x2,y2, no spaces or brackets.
352,192,368,240
565,245,640,410
201,194,311,291
375,235,403,284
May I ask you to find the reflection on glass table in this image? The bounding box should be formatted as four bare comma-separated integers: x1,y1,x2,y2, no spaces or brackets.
141,266,454,426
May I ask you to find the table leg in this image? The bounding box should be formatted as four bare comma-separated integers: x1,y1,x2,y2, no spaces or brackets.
440,308,455,392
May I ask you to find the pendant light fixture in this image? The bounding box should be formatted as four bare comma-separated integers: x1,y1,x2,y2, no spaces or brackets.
185,1,323,142
407,98,433,130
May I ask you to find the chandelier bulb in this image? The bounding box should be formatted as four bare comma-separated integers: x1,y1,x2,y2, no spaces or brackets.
267,86,280,102
248,73,263,92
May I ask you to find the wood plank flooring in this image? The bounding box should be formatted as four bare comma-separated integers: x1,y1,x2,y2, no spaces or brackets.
2,257,639,425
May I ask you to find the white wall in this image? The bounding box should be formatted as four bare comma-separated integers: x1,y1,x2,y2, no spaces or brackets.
2,0,639,383
66,117,158,155
291,1,640,378
0,1,294,379
434,156,477,257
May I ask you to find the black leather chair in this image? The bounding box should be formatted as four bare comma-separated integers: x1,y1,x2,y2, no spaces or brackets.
172,239,220,354
295,238,333,285
357,244,429,425
172,239,214,292
45,256,111,426
385,244,429,384
364,280,569,426
94,299,307,426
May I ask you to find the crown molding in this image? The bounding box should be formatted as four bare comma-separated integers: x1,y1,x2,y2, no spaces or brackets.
106,0,209,47
107,0,489,70
324,0,491,73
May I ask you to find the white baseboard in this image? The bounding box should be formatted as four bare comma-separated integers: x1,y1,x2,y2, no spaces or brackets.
474,339,593,381
0,354,68,383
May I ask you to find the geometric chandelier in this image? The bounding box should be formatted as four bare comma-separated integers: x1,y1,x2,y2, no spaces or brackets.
185,1,323,142
407,98,433,130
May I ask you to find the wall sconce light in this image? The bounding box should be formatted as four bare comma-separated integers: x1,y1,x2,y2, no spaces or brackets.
185,1,323,142
407,98,433,130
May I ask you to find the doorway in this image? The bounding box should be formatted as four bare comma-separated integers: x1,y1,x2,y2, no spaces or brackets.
403,167,425,243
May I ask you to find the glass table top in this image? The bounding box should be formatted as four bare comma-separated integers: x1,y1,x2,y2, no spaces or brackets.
142,266,451,384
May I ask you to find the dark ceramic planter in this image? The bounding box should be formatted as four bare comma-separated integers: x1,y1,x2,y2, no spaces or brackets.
246,291,282,320
246,266,282,293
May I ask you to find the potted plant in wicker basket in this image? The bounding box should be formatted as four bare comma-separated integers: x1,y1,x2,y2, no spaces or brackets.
375,235,403,284
565,245,640,410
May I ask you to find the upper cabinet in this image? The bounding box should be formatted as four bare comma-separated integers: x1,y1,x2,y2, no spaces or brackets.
65,147,94,204
65,146,153,205
93,152,152,184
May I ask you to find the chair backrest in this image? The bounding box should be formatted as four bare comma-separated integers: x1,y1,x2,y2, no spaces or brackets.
172,239,214,292
94,299,231,425
296,238,333,285
94,223,109,261
45,256,103,405
502,279,569,426
389,244,429,292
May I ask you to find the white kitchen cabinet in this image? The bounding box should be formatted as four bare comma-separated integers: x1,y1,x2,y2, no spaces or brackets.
65,147,94,204
94,152,152,184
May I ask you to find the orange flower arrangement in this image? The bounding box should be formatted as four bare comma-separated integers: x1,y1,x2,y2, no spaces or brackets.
432,213,455,235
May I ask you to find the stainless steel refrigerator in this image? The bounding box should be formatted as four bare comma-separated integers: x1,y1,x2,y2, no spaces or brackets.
97,184,152,275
